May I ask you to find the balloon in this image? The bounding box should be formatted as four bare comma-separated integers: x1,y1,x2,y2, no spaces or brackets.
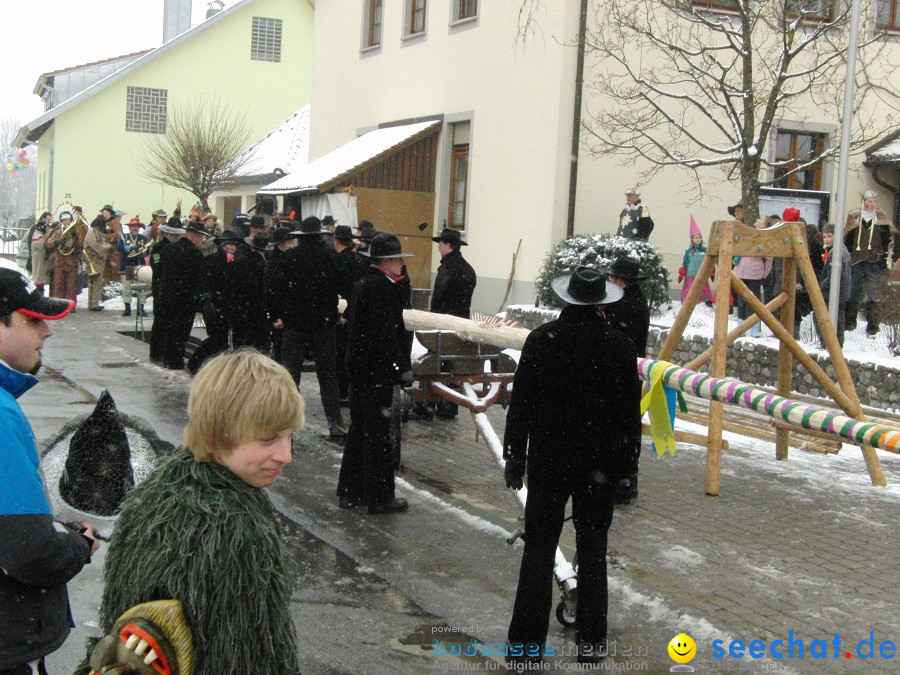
22,158,29,166
5,163,12,171
17,149,25,158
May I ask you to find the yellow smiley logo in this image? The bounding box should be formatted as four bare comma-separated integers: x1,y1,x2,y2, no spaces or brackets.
668,633,696,663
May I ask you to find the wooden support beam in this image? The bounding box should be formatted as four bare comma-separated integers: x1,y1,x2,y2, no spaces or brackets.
706,222,733,496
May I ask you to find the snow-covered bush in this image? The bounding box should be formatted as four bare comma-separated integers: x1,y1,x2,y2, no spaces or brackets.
535,234,671,313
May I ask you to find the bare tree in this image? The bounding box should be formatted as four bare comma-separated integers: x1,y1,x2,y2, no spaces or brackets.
0,118,37,232
520,0,900,224
141,98,256,210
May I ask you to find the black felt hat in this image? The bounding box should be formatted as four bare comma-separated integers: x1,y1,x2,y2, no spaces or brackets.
333,225,355,242
360,232,413,259
601,256,649,281
291,216,332,237
214,229,244,245
551,267,624,306
727,202,743,217
183,221,213,238
244,232,270,251
322,215,337,226
267,227,297,249
431,227,468,246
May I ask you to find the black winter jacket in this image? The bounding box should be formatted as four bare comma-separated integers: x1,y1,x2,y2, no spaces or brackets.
267,240,351,331
502,306,641,491
345,267,411,387
603,284,650,357
431,250,476,318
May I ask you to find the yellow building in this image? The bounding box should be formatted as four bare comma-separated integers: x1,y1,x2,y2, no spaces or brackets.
15,0,314,221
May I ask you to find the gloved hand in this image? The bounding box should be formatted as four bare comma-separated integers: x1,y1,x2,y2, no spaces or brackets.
504,458,526,490
400,370,414,387
677,266,687,283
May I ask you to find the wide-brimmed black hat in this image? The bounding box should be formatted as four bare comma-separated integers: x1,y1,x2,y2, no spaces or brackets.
601,256,649,281
249,215,266,229
356,220,379,243
244,232,270,251
0,266,74,319
431,227,468,246
727,202,743,217
551,267,624,306
322,215,337,226
361,232,413,259
214,228,244,245
267,227,297,249
291,216,332,237
333,225,355,242
183,222,213,238
100,204,115,213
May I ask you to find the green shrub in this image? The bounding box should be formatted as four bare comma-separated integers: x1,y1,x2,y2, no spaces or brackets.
535,234,671,313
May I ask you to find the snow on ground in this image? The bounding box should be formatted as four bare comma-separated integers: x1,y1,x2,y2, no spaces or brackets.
652,300,898,367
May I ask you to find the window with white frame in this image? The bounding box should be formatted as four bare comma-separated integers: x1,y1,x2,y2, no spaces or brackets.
454,0,477,21
364,0,383,48
251,17,282,62
405,0,427,37
126,86,167,134
877,0,900,29
447,121,470,230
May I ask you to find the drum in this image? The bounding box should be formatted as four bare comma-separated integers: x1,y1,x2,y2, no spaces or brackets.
130,265,153,283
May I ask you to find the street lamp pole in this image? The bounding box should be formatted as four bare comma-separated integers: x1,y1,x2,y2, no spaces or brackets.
829,0,863,328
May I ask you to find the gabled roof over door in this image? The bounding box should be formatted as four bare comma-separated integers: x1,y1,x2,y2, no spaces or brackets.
258,120,442,195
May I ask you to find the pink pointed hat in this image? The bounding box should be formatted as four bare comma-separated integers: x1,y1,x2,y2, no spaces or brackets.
689,215,701,237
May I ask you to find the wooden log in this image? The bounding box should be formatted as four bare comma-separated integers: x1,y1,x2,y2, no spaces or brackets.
641,423,729,450
706,222,733,496
404,309,529,350
775,249,798,461
684,293,788,371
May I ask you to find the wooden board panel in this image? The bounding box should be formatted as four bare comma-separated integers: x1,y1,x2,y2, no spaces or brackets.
708,220,800,258
357,186,435,288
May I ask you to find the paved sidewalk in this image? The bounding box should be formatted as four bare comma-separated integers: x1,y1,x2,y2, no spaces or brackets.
23,307,900,673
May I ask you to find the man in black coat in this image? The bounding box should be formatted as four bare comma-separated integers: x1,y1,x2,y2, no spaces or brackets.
503,267,640,664
430,228,476,317
186,229,241,374
430,227,477,418
156,222,209,370
265,226,299,363
601,256,651,503
333,225,363,403
148,219,184,363
230,232,270,352
267,216,352,439
337,233,413,515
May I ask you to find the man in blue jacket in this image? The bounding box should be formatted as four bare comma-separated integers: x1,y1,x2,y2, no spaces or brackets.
0,265,99,675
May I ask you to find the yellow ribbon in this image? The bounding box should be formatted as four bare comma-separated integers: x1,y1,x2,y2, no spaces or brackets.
640,360,677,457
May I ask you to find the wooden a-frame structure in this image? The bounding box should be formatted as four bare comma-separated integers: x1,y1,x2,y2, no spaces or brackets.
656,220,886,495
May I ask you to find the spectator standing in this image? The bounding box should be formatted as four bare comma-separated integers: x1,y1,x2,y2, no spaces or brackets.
0,266,99,675
732,217,774,337
816,224,852,348
616,188,654,241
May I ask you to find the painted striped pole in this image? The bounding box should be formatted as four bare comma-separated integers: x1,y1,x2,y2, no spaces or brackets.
637,358,900,455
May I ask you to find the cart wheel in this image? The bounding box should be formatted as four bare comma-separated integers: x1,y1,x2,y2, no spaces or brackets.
556,600,576,627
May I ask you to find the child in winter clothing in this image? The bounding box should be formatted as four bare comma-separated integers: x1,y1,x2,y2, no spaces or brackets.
815,223,851,348
678,219,715,305
733,216,774,337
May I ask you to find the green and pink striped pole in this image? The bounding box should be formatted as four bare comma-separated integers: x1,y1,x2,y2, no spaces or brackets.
637,358,900,454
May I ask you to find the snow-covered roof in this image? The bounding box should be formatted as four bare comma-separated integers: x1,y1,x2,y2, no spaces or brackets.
15,0,260,147
237,104,310,177
868,137,900,162
258,120,441,195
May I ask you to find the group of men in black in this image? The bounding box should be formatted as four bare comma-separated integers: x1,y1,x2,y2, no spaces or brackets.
147,211,477,510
